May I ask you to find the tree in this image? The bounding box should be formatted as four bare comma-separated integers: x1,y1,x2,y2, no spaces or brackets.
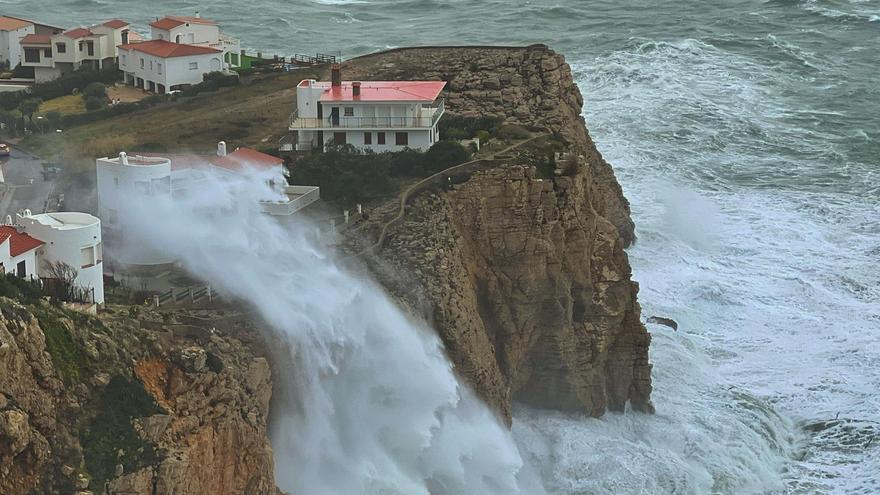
17,97,41,128
44,260,79,302
82,81,107,99
422,141,471,175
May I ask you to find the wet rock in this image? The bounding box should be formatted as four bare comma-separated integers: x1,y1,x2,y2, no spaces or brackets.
647,316,679,330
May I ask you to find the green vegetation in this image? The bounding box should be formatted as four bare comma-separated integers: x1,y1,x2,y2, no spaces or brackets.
290,141,471,203
0,273,44,305
511,133,569,179
31,306,88,384
81,375,163,489
439,115,503,140
0,65,119,112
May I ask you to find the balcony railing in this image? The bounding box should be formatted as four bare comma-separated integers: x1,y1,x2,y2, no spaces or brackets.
260,185,320,216
289,99,445,130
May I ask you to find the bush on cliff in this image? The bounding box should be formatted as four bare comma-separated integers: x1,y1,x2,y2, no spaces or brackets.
0,273,43,305
290,144,395,203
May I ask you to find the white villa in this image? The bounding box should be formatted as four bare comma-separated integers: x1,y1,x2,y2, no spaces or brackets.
21,19,132,82
2,211,105,305
117,39,223,93
149,15,240,68
95,142,319,266
0,16,35,69
288,65,446,152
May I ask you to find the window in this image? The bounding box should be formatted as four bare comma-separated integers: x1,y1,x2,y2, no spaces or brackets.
364,132,372,145
121,54,126,65
78,41,84,51
80,246,96,268
16,260,26,278
87,41,94,56
395,132,409,146
157,62,162,75
333,132,347,145
344,107,354,117
55,42,66,53
43,48,52,58
140,58,145,69
149,60,153,70
377,132,386,145
189,62,198,70
24,48,40,63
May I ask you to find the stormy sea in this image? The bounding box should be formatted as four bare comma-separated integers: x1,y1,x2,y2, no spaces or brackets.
6,0,877,493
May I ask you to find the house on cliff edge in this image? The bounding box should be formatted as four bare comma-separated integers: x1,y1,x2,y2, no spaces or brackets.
286,64,446,152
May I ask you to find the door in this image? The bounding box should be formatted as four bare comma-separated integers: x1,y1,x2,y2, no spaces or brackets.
16,260,26,278
330,107,340,126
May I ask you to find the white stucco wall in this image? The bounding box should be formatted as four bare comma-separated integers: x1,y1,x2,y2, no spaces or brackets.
96,154,175,266
120,48,222,90
152,23,220,45
0,24,35,67
19,212,105,304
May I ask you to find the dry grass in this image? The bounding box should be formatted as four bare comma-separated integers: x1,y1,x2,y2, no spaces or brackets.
38,94,86,116
107,85,148,103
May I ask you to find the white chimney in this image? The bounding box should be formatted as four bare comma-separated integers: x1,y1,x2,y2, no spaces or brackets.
217,141,227,157
119,151,129,165
4,215,11,225
195,11,201,18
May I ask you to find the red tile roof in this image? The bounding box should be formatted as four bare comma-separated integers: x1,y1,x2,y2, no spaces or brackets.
0,226,45,257
316,81,447,103
102,19,129,29
136,148,282,173
118,39,221,58
150,15,216,30
0,16,31,31
20,34,51,45
62,27,93,39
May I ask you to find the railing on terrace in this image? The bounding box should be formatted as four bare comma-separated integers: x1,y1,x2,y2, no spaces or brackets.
292,53,338,65
289,99,445,130
260,185,321,216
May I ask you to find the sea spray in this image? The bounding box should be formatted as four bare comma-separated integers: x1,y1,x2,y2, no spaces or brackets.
118,166,543,494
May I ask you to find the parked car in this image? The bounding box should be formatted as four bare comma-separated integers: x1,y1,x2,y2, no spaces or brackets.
0,143,10,157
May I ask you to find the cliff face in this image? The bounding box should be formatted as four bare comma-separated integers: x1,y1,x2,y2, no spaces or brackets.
345,46,653,421
0,299,275,495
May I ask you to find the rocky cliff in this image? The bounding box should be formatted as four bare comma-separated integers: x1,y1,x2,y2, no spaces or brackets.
0,297,275,495
344,45,653,421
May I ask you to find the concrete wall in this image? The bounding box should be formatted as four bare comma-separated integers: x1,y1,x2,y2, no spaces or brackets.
34,66,61,83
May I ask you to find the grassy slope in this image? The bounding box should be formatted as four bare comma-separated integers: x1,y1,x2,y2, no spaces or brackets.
24,67,326,161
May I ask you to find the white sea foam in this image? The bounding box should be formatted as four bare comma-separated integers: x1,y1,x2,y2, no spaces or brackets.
118,168,545,495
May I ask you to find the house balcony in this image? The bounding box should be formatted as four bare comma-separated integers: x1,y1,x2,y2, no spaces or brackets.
289,98,445,130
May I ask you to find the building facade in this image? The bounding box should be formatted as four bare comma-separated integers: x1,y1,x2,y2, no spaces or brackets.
0,16,35,69
0,224,43,279
117,39,223,93
15,211,105,304
288,65,446,152
149,15,240,67
20,19,131,82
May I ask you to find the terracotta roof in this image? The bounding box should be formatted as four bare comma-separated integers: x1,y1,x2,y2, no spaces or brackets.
150,15,216,30
20,34,51,45
315,81,447,103
102,19,129,29
118,39,221,58
0,16,31,31
0,226,45,257
136,148,282,173
62,27,93,39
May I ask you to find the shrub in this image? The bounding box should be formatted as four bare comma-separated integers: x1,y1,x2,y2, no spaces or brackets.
82,82,107,99
84,96,106,111
0,65,119,111
0,273,43,304
290,144,394,203
32,306,87,383
389,147,423,177
422,141,471,175
439,115,503,140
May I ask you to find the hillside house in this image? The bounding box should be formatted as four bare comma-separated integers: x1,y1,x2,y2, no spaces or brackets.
117,39,223,93
288,65,446,152
149,14,241,68
0,223,43,279
0,16,35,69
20,19,131,82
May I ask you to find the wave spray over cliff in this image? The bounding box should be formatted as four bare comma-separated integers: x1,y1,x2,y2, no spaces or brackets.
121,168,543,494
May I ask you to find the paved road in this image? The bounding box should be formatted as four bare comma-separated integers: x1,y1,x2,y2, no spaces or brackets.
0,146,53,222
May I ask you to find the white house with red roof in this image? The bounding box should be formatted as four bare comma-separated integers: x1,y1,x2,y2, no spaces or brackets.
0,224,43,279
20,19,131,82
288,64,446,152
117,39,224,93
95,142,318,266
149,14,240,67
0,16,35,69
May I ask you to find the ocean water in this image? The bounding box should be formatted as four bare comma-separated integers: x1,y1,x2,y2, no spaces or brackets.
5,0,878,493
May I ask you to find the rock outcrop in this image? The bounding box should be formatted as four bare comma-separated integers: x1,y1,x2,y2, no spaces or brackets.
344,45,653,421
0,299,275,495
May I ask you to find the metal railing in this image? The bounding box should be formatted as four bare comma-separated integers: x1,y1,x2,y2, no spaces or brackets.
289,99,444,130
